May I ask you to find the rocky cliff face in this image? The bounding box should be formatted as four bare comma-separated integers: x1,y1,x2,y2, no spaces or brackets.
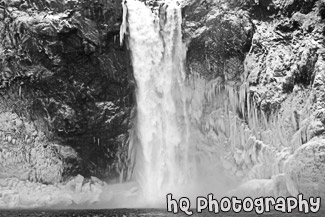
1,0,325,201
183,0,325,198
0,0,134,184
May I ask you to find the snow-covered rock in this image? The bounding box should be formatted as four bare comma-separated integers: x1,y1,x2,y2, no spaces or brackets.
226,173,290,199
226,179,274,199
0,175,104,208
284,139,325,198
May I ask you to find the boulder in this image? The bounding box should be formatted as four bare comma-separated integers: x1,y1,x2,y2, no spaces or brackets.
284,139,325,198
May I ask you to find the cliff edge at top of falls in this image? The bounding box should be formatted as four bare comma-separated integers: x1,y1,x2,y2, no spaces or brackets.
182,0,325,197
0,0,134,184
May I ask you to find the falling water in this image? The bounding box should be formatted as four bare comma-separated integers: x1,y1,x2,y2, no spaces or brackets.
124,0,199,204
122,0,288,207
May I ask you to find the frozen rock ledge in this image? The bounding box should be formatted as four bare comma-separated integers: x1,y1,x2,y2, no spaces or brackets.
229,139,325,200
226,173,290,199
0,175,104,209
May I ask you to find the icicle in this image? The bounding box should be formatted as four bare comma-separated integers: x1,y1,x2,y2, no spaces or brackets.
120,0,128,46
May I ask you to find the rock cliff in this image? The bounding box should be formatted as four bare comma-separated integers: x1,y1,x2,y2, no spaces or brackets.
183,0,325,198
0,0,134,184
1,0,325,202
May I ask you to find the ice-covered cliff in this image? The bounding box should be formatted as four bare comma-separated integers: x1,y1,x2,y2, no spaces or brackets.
183,0,325,198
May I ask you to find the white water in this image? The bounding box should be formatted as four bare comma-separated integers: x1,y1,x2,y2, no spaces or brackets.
124,0,241,206
126,0,197,204
117,0,294,208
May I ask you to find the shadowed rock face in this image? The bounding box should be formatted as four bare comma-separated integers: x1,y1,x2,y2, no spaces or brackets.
0,0,134,183
183,0,254,81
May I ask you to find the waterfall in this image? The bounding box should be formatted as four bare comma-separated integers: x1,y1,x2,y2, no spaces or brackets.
125,0,195,204
121,0,289,205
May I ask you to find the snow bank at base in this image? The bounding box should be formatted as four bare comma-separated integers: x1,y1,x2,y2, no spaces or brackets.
226,173,290,199
0,175,104,209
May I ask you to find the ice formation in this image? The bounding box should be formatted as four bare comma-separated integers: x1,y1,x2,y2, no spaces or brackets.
0,175,104,209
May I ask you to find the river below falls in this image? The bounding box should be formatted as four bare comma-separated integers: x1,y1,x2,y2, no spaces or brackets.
0,209,324,217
